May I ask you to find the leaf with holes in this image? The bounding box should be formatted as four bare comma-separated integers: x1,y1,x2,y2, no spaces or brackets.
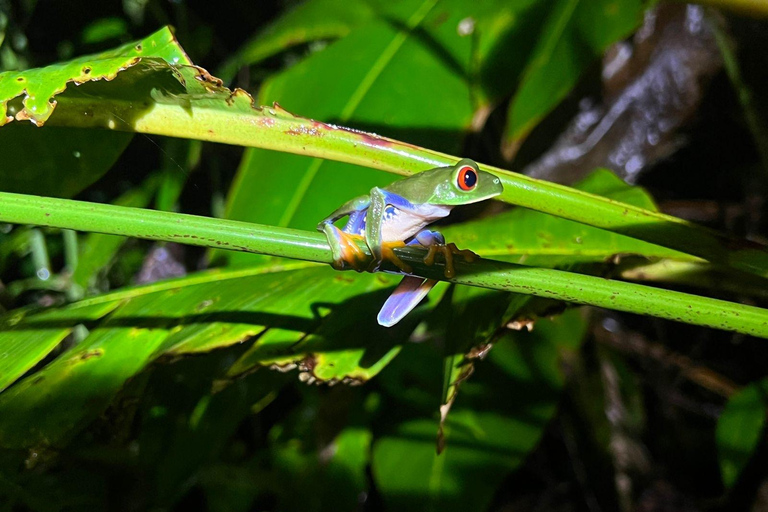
0,27,190,197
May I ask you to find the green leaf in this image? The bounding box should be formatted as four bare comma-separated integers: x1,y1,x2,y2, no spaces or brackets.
436,169,678,433
269,426,373,511
0,301,121,394
81,17,129,45
716,378,768,489
0,26,191,126
373,310,587,512
0,265,408,448
504,0,643,152
6,27,764,279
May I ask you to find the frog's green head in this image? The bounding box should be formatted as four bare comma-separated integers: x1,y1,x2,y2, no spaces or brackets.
431,158,503,205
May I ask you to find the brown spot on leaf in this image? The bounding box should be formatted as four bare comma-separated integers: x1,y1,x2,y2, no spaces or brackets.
73,349,104,362
300,355,317,372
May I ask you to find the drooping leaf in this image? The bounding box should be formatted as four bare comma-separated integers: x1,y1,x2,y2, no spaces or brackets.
716,378,768,489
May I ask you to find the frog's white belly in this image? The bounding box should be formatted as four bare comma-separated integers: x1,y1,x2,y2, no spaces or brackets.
377,204,451,242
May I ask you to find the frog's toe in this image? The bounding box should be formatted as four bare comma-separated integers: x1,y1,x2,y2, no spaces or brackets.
424,242,477,278
375,240,411,274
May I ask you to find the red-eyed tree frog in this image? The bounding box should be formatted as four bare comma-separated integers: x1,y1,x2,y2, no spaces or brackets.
318,159,503,327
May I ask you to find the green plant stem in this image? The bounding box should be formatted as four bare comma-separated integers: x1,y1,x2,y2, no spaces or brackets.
1,191,767,338
48,97,768,279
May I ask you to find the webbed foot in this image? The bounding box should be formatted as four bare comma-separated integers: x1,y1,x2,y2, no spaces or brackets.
423,242,477,278
370,240,411,274
322,224,367,271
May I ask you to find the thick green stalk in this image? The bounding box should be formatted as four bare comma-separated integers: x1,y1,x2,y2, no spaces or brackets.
1,190,767,338
48,97,768,279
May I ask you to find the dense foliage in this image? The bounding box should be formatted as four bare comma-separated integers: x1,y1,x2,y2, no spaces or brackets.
0,1,767,510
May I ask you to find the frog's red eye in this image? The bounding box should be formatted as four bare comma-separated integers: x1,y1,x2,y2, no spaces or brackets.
457,166,477,191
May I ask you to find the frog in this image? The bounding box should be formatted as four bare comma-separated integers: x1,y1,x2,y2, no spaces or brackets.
317,158,504,327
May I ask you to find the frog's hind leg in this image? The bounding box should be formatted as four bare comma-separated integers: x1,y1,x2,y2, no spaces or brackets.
377,275,438,327
318,196,370,271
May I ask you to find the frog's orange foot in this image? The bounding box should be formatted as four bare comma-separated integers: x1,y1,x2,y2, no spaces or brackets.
324,225,368,271
375,240,412,274
423,242,478,278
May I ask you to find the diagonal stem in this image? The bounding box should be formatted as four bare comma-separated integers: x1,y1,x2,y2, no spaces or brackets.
0,190,767,338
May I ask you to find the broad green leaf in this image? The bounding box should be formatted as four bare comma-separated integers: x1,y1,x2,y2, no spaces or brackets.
0,301,120,393
373,310,587,512
0,265,409,448
504,0,643,152
716,378,768,489
223,3,475,267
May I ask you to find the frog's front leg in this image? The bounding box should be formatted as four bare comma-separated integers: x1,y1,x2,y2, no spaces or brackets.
411,229,478,279
318,196,370,271
365,188,418,273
